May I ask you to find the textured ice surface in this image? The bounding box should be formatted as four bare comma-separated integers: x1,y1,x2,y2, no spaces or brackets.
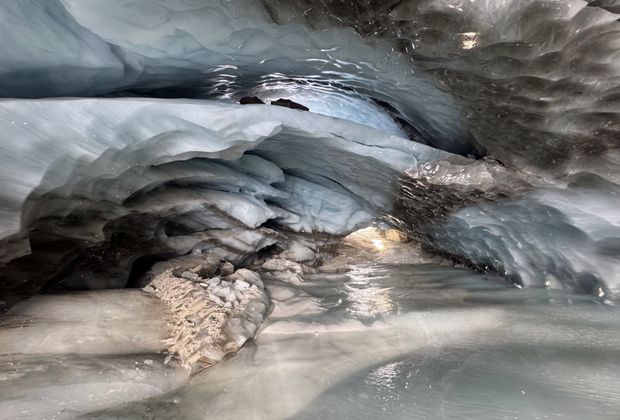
262,0,620,171
0,98,451,240
0,97,459,296
0,0,470,153
0,0,619,301
426,176,620,297
79,263,620,420
143,256,268,371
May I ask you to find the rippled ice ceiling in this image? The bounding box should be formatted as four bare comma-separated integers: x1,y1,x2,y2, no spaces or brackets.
0,0,619,304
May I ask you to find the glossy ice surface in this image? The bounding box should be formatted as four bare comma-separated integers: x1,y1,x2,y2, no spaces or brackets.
83,263,620,420
0,290,188,419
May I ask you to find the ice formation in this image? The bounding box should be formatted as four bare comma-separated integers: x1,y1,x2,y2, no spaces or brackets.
143,254,268,371
1,0,620,418
0,0,619,303
0,97,458,299
0,0,470,152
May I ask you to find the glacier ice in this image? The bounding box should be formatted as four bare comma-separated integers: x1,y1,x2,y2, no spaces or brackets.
0,0,472,153
1,0,620,419
0,97,460,295
425,176,620,297
263,0,620,172
0,0,619,300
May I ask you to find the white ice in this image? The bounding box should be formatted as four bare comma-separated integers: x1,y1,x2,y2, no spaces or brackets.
0,0,470,152
0,290,188,419
0,98,457,267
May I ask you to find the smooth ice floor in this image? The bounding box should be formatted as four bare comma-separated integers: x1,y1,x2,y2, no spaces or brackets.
0,290,189,419
82,264,620,420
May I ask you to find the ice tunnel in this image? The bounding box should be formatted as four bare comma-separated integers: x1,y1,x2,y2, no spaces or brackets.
0,1,619,419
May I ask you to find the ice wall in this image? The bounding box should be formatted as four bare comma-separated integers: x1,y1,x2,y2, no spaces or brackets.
0,98,457,295
425,176,620,298
0,0,619,301
256,0,620,297
0,0,473,154
262,0,620,174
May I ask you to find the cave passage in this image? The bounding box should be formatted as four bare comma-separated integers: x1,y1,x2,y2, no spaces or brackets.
0,1,619,419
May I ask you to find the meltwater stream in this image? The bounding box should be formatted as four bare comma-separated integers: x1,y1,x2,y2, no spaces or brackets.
79,262,620,420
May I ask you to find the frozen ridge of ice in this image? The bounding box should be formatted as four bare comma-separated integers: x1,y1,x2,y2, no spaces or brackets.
425,176,620,298
0,97,456,268
0,0,470,153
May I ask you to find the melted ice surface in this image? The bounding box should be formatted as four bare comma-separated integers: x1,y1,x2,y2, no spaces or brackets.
79,263,620,420
0,290,188,419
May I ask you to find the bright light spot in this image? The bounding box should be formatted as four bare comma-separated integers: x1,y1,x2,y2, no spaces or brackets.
365,362,406,390
459,32,479,50
344,226,405,253
372,239,385,252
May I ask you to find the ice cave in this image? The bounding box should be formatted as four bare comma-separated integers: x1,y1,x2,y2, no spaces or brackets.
0,0,619,419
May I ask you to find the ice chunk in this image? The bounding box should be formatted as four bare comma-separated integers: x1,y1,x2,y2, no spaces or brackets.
234,280,250,290
208,278,221,288
279,241,315,262
215,287,231,299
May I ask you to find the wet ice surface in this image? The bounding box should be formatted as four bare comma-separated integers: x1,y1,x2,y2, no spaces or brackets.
87,264,620,420
0,290,189,420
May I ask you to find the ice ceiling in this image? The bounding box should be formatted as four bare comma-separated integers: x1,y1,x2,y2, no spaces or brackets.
0,0,619,303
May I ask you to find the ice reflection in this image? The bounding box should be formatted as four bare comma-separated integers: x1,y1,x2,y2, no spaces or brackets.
365,361,404,391
345,265,396,319
79,263,620,420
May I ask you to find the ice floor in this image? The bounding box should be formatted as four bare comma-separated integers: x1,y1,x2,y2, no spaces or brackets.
0,291,189,419
74,263,620,420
